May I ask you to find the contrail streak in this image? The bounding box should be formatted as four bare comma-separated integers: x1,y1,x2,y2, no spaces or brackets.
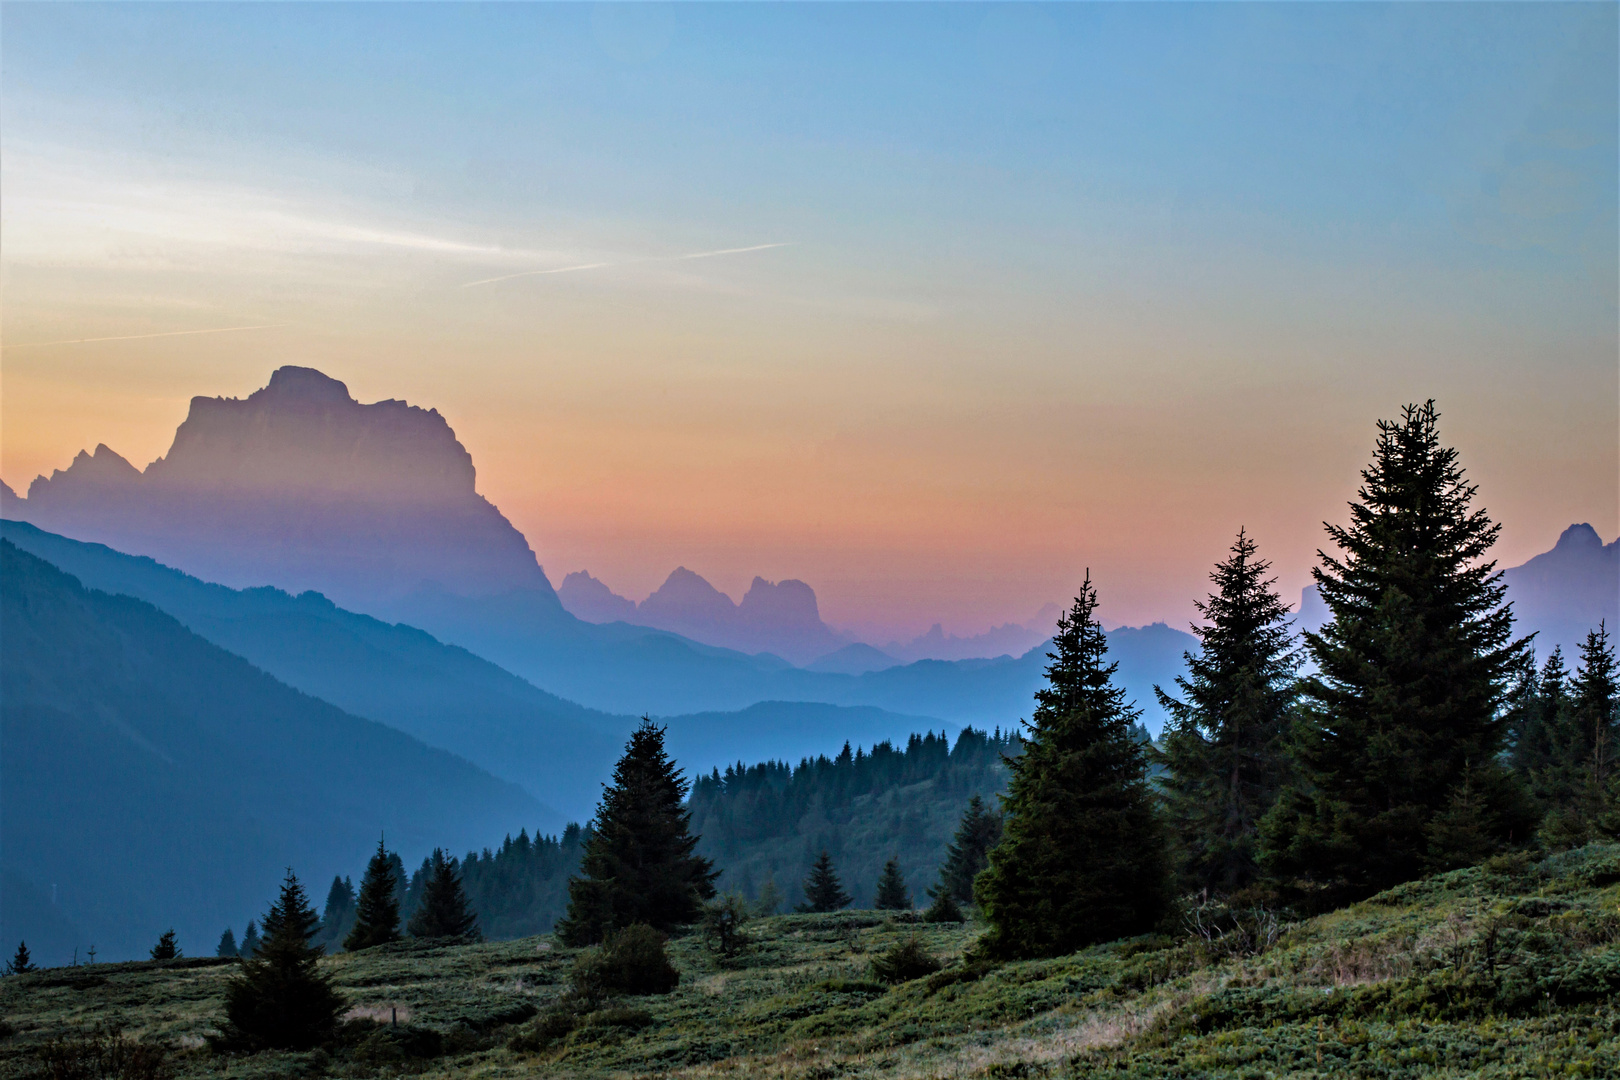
1,323,285,351
459,242,790,288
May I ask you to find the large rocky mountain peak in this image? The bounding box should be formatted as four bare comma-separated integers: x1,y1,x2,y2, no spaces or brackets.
7,366,558,617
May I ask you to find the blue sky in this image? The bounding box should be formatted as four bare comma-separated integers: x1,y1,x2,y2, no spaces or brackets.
2,2,1615,633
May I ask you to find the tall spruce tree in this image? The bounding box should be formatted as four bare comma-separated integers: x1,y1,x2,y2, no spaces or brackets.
1156,529,1299,895
557,720,718,945
798,851,852,912
216,928,238,959
930,795,1003,906
219,870,345,1051
407,849,481,941
1260,402,1533,902
238,921,260,958
345,838,403,951
873,857,911,910
975,573,1170,958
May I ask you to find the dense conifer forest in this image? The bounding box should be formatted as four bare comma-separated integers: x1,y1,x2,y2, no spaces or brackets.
688,726,1025,908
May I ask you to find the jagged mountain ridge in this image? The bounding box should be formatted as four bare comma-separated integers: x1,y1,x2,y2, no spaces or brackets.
7,366,560,619
559,566,846,664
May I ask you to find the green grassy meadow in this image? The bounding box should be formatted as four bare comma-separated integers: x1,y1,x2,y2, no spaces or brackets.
6,845,1620,1080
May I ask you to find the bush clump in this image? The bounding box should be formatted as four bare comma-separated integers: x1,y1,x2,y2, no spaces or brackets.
34,1027,173,1080
870,937,943,984
571,923,680,997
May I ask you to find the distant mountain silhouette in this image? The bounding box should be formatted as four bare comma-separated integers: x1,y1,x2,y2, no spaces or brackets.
877,603,1064,663
0,520,621,819
6,366,561,621
559,565,847,664
1503,523,1619,657
1296,523,1617,659
1,365,1192,727
0,541,542,966
807,642,901,675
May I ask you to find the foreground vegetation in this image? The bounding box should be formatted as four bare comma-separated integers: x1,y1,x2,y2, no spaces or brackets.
5,843,1618,1080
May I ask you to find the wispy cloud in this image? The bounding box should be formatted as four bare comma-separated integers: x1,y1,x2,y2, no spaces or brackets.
458,242,792,288
0,323,286,352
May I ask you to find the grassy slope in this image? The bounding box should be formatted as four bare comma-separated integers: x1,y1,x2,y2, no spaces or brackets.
4,845,1619,1079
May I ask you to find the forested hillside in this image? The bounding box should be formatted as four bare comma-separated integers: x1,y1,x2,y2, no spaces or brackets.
689,728,1023,907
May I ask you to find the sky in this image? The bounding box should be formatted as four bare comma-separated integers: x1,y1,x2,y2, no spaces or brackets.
1,2,1615,639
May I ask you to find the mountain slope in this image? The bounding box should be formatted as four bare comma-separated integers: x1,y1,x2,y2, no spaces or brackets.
0,542,544,965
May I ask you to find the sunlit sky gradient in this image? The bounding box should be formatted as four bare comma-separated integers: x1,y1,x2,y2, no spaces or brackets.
2,3,1615,639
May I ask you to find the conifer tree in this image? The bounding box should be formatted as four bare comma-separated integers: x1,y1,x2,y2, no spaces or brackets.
976,573,1170,958
150,929,180,960
1156,529,1299,894
345,838,404,951
1261,402,1533,902
873,857,911,910
798,851,852,912
219,870,345,1051
754,876,784,917
1540,624,1620,846
557,720,718,945
407,849,481,941
216,928,238,959
238,921,260,958
930,795,1003,905
6,941,34,975
1508,648,1570,792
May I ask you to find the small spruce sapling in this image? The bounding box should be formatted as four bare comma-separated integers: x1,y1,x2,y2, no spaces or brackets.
873,857,911,910
798,851,852,913
149,929,180,960
406,849,481,941
6,941,35,975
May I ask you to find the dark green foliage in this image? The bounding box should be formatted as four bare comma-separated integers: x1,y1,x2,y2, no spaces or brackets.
344,839,403,951
557,721,716,945
214,930,237,960
457,824,588,939
312,876,355,952
873,857,911,910
691,728,1018,911
1262,402,1534,904
1538,625,1620,847
237,922,259,958
976,573,1171,958
930,795,1003,906
798,851,852,912
1155,529,1298,894
869,937,941,984
1508,648,1570,789
922,892,964,922
406,849,481,941
700,894,752,957
148,930,179,961
570,924,680,997
218,870,345,1051
6,942,34,975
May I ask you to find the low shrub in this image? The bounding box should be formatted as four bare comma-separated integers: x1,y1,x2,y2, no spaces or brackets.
34,1027,173,1080
871,937,943,984
922,894,965,923
507,1009,580,1054
571,924,680,997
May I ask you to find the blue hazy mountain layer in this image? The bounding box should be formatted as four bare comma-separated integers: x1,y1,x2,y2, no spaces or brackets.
393,588,1193,734
0,541,544,967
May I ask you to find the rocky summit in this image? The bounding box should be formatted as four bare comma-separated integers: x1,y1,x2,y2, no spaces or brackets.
6,366,557,617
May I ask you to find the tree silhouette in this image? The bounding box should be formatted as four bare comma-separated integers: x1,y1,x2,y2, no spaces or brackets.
798,851,852,912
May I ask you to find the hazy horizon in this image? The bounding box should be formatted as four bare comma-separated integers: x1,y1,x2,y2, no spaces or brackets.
3,3,1615,639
